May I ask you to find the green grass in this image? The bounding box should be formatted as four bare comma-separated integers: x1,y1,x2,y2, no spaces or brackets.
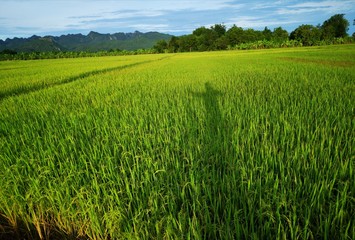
0,45,354,239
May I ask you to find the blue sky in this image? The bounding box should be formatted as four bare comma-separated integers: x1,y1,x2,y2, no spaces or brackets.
0,0,354,40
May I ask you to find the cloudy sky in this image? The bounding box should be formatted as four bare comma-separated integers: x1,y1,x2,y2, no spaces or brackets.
0,0,354,40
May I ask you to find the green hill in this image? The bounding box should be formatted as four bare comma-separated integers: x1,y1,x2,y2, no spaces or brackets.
0,31,173,53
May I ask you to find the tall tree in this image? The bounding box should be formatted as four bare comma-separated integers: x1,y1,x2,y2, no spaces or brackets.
290,24,321,46
226,25,244,46
262,27,272,40
272,27,289,43
168,36,179,53
321,14,349,39
178,35,198,52
193,27,218,51
243,29,263,43
211,24,227,38
153,40,168,53
214,36,228,50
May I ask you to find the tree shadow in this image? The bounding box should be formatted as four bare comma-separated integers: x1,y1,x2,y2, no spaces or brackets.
190,82,224,168
185,82,233,238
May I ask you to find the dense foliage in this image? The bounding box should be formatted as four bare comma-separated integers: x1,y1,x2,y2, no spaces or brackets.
0,48,156,61
154,14,353,53
0,45,354,239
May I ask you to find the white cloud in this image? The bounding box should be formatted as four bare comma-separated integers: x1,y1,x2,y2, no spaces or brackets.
130,24,170,32
277,0,355,15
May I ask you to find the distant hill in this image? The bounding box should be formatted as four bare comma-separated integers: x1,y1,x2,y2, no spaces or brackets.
0,31,173,52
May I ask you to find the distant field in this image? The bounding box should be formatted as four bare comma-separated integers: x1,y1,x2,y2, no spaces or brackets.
0,45,354,239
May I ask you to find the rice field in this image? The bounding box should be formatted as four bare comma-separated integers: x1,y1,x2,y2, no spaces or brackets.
0,45,354,239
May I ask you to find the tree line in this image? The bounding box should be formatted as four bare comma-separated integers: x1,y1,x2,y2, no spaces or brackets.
153,14,353,53
0,48,156,61
0,14,353,60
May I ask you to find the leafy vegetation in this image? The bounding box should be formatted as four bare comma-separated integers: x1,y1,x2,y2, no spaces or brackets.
0,45,354,239
155,14,353,53
0,48,157,61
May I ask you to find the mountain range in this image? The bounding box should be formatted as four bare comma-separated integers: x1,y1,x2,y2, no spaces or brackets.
0,31,173,53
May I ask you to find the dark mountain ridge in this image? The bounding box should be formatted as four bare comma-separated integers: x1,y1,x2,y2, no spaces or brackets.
0,31,173,52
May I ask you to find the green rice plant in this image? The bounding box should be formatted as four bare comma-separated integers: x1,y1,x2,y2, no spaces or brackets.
0,44,354,239
0,55,164,100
